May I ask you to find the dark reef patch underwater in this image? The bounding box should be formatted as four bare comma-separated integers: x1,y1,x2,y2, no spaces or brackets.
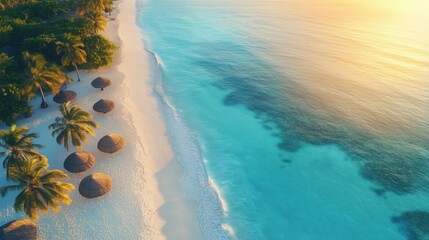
196,41,429,196
141,0,429,238
393,211,429,240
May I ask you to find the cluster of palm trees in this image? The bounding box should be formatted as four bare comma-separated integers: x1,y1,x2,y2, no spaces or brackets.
0,102,99,220
85,11,108,35
0,125,74,220
1,0,113,14
75,0,113,15
0,0,33,10
0,0,112,224
22,52,67,109
20,1,110,109
74,0,111,35
22,34,87,109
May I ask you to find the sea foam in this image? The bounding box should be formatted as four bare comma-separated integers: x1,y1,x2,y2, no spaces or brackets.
143,42,231,239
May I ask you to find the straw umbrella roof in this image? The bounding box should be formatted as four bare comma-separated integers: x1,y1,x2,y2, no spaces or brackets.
53,90,77,104
91,77,111,90
93,99,115,113
0,219,37,240
97,134,125,153
64,151,96,173
79,173,112,199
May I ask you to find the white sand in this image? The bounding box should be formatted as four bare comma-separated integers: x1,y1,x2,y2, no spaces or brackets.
0,0,202,239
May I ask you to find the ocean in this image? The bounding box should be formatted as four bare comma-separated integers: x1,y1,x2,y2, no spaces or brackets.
137,0,429,239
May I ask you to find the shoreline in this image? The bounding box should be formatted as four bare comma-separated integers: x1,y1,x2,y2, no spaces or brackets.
0,0,204,239
111,0,205,239
133,1,233,238
131,1,232,239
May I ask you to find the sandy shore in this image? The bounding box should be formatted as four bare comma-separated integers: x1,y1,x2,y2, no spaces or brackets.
0,0,202,239
114,0,203,238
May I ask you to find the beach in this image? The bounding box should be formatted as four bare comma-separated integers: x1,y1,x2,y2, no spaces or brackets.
0,0,202,239
2,0,428,239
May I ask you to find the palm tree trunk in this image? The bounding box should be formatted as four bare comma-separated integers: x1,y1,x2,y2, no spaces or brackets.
38,86,48,108
73,63,82,82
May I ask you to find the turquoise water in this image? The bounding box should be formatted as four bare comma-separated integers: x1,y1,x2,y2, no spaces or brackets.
138,0,429,239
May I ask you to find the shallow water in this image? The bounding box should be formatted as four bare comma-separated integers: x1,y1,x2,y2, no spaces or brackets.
139,0,429,239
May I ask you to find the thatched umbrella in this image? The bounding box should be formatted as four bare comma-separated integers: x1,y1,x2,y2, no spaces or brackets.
93,99,115,113
79,173,112,199
53,90,77,104
97,134,125,153
91,77,111,91
64,151,96,173
0,219,37,240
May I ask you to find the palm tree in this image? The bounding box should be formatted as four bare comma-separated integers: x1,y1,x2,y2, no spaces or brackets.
75,0,93,15
74,0,112,15
23,52,66,108
104,4,113,16
0,125,44,179
92,0,112,12
56,34,87,82
49,102,98,151
85,11,107,34
0,158,74,220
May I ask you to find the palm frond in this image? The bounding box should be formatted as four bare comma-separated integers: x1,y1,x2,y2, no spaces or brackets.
0,184,23,197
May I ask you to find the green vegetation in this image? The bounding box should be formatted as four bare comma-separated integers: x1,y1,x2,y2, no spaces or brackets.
0,125,44,179
23,52,66,108
0,53,23,83
23,34,59,63
0,0,117,124
0,84,30,125
75,0,112,15
0,124,75,220
0,0,72,20
0,0,110,221
0,105,98,218
56,33,87,82
0,157,74,220
85,11,107,34
49,102,98,151
82,35,118,69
